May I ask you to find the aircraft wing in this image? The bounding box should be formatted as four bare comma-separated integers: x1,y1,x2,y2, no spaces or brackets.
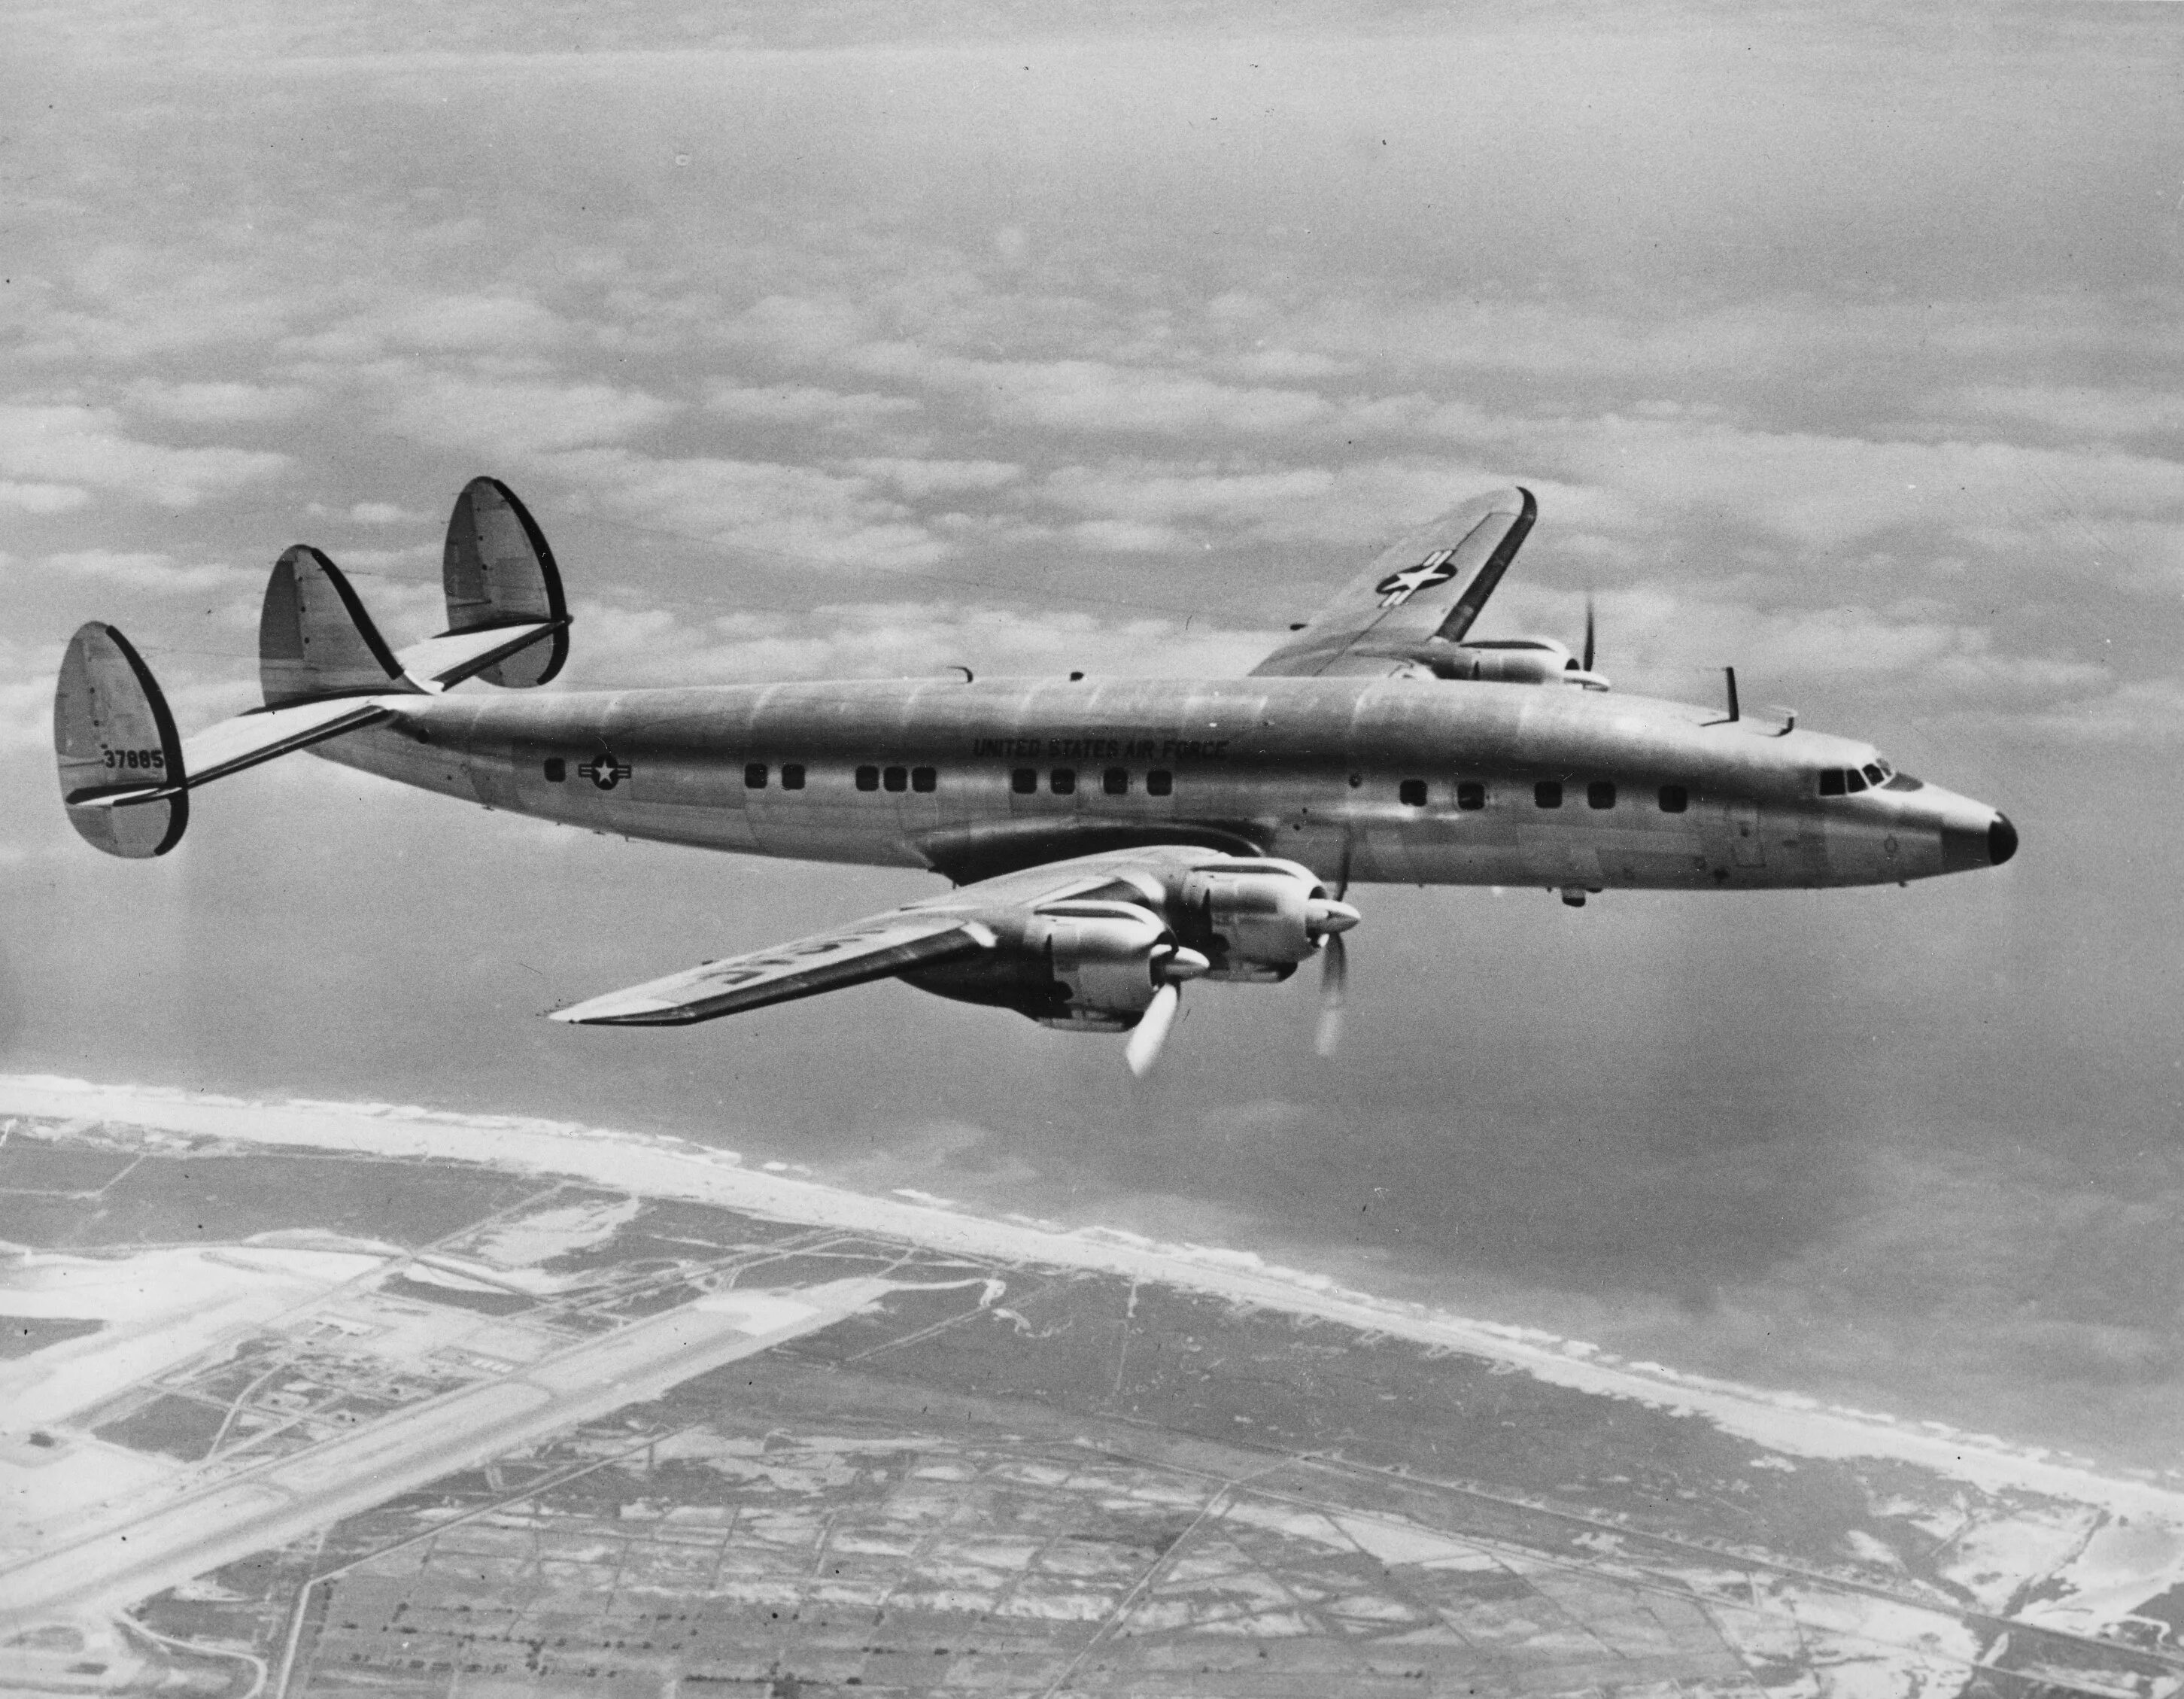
1250,486,1535,677
548,911,997,1026
548,848,1202,1029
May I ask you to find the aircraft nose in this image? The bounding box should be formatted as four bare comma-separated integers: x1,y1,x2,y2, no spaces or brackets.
1940,807,2018,873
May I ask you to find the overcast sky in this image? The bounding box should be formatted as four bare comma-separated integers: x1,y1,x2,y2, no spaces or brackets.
5,2,2183,1469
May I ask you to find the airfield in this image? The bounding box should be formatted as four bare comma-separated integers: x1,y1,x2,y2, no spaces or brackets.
6,1079,2184,1697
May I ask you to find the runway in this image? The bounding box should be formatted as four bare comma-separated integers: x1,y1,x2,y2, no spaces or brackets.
0,1275,892,1623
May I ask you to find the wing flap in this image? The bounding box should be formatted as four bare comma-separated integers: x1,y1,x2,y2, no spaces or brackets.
1250,486,1535,677
550,913,993,1027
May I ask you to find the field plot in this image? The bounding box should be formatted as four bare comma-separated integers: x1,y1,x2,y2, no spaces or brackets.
5,1105,2184,1698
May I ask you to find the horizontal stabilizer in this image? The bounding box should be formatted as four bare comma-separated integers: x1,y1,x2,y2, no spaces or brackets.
64,699,397,808
552,913,992,1026
397,619,567,693
178,696,395,787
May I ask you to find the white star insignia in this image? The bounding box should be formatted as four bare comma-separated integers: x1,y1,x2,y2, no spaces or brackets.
1374,550,1459,607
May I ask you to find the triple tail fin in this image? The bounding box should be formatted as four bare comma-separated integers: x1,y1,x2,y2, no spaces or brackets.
56,476,574,859
57,603,397,860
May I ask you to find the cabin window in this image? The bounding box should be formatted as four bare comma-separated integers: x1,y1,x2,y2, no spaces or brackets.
1103,767,1129,796
744,762,767,789
1051,768,1077,795
1587,780,1616,810
1457,780,1485,810
1399,778,1428,807
911,766,936,792
1818,769,1846,796
1011,767,1037,795
1658,783,1688,813
543,757,566,783
1534,780,1563,809
855,764,879,792
1147,769,1174,797
883,765,908,792
782,763,805,790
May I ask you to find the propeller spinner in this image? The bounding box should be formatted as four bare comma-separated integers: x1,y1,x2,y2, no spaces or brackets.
1123,944,1210,1077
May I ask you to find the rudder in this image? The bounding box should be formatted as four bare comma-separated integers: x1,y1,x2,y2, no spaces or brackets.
442,477,568,686
54,622,187,858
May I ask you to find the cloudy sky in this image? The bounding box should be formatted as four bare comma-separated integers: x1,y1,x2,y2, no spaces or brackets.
6,3,2184,1467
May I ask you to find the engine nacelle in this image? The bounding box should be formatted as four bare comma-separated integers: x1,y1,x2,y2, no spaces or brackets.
1427,637,1605,689
1025,900,1198,1025
1177,857,1353,971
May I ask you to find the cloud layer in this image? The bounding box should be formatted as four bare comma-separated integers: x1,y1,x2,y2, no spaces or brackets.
4,2,2182,1468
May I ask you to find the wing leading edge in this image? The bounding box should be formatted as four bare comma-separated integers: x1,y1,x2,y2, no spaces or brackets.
548,912,997,1026
1249,485,1535,678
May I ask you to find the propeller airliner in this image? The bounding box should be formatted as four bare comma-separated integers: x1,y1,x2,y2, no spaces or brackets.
55,479,2015,1074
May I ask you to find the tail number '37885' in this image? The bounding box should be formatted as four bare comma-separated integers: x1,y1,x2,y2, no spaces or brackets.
103,747,166,770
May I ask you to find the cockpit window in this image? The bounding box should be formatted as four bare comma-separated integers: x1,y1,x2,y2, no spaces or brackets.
1821,758,1903,797
1883,771,1924,791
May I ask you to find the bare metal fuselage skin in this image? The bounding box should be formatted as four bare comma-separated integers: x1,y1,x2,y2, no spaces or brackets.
314,675,2003,892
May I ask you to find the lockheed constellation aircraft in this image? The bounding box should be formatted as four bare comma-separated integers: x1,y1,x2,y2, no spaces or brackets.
56,479,2015,1073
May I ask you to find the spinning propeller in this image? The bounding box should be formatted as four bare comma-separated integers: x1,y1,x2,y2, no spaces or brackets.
1125,894,1360,1077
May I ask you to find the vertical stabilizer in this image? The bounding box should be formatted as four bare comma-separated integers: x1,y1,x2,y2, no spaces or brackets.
442,477,568,686
260,545,404,708
54,622,187,857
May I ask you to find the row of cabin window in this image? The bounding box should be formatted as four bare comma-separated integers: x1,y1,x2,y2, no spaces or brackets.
737,764,1182,797
1012,767,1174,797
1402,778,1690,813
540,756,1690,813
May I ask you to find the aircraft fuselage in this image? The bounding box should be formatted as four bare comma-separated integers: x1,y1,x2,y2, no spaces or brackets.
314,673,2013,893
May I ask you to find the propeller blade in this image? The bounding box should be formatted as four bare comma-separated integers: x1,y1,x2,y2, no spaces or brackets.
1314,931,1348,1058
1125,983,1182,1077
1582,595,1596,673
